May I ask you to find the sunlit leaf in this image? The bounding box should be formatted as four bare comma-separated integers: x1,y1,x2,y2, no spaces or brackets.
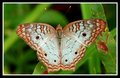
33,62,47,74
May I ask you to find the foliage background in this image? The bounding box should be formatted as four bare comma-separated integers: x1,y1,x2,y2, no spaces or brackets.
4,3,117,74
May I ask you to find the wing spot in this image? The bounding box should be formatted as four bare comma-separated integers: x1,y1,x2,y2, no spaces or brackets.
82,32,86,37
36,36,39,39
75,51,77,55
54,60,56,62
65,59,68,62
44,53,47,56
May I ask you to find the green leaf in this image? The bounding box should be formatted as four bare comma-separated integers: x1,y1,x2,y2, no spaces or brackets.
4,4,30,28
88,49,101,74
4,66,10,74
103,4,116,31
33,62,47,74
98,30,116,74
81,4,106,20
110,28,116,38
21,4,52,23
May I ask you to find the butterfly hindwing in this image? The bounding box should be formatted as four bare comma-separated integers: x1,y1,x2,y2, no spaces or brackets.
60,34,86,70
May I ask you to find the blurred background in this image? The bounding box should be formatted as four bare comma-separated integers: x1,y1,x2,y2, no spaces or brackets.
4,3,116,74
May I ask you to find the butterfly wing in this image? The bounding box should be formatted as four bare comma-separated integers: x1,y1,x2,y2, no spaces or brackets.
16,23,61,72
61,19,106,70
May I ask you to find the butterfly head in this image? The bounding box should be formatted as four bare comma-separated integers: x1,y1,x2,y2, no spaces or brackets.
56,24,62,31
56,24,63,38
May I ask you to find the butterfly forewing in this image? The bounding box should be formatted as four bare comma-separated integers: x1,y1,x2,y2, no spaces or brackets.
63,19,106,46
16,23,61,72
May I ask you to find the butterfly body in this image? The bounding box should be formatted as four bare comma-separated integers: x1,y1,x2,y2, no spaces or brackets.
16,19,106,72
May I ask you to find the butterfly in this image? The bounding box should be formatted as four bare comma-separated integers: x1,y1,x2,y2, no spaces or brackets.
16,19,106,72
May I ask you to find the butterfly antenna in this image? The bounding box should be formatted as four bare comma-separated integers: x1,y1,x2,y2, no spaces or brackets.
61,5,72,24
65,5,72,15
60,5,72,27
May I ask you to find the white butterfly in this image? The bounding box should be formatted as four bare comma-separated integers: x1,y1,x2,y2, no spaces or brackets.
16,19,106,72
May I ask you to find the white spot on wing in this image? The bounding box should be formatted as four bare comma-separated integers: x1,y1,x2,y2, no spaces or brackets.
96,23,100,26
37,25,40,28
27,28,32,32
89,24,94,28
22,33,25,35
22,28,25,32
73,24,76,32
80,22,83,26
87,20,91,24
30,24,33,28
44,26,47,34
79,23,84,31
36,29,41,34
